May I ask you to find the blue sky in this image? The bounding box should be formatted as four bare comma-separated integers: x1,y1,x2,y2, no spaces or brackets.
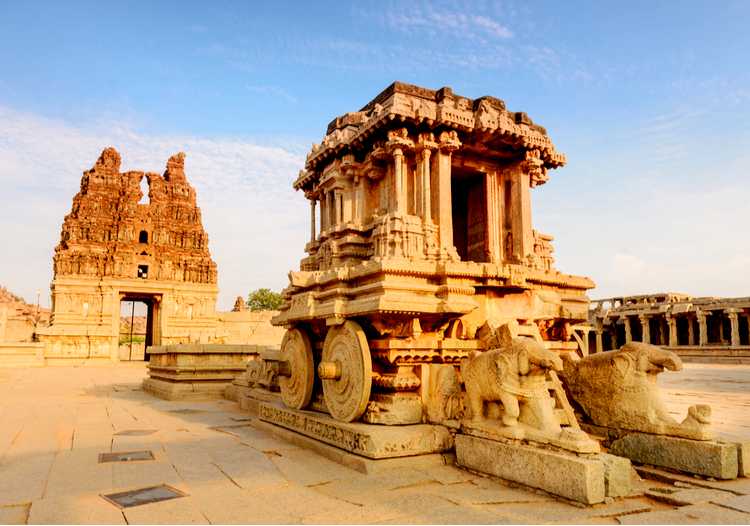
1,1,749,309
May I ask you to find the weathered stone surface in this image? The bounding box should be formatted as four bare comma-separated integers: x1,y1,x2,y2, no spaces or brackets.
257,401,453,459
737,441,750,477
598,452,632,498
610,432,739,479
617,503,750,524
250,418,449,474
718,494,750,514
0,504,29,525
29,495,127,525
645,487,735,506
635,464,750,495
455,434,606,504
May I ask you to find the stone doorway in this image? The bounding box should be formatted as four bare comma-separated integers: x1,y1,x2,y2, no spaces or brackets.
119,294,161,361
451,169,488,263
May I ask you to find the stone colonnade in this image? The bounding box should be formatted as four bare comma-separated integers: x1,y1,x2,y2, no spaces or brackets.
591,303,750,353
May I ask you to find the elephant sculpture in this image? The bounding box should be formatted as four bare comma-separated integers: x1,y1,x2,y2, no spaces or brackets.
461,335,562,429
563,342,712,440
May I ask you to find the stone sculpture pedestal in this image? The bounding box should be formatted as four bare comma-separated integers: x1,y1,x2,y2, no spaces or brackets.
144,344,263,400
456,434,632,505
585,424,746,480
256,400,453,459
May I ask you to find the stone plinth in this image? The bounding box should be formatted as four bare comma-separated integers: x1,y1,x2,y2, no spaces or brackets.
143,344,264,400
0,342,46,367
456,434,610,504
609,432,739,480
257,400,453,459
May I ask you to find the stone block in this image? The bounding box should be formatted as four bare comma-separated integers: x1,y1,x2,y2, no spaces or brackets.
142,378,227,401
455,434,606,504
737,441,749,478
257,401,453,459
598,452,631,497
251,418,449,474
610,432,739,479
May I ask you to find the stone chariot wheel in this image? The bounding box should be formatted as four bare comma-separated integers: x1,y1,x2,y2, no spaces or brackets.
319,320,372,423
279,327,314,410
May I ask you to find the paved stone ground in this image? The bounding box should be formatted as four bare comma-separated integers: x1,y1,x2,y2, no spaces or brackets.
0,363,748,525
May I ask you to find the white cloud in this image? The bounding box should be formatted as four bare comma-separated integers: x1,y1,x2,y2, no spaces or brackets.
246,84,298,104
0,106,308,310
386,10,513,41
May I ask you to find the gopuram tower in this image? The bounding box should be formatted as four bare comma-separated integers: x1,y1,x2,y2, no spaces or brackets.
37,148,219,363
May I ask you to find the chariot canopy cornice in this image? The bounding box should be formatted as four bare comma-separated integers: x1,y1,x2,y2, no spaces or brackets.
293,81,566,192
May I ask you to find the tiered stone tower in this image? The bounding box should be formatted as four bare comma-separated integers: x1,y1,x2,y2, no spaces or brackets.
38,148,219,363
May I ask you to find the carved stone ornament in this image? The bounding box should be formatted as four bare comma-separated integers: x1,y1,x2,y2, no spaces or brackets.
279,328,315,410
319,320,373,422
460,325,599,453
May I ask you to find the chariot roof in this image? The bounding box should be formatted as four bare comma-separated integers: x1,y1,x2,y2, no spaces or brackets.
295,81,566,190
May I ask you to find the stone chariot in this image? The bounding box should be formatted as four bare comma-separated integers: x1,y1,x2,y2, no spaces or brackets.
271,82,594,426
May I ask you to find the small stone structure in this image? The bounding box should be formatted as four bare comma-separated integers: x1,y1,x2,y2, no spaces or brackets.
144,344,268,400
36,148,219,363
590,293,750,363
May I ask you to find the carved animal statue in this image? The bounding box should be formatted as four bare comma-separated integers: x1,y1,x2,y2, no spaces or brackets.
460,336,563,428
563,342,712,439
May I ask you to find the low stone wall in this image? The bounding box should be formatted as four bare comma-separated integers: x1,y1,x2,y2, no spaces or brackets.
0,342,46,367
669,346,750,364
143,344,271,400
216,310,285,346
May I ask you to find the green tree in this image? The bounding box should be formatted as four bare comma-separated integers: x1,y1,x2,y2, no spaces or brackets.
247,288,284,311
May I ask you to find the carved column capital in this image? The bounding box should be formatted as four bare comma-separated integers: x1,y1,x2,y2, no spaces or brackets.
415,132,438,153
437,130,461,153
725,308,741,318
386,128,414,154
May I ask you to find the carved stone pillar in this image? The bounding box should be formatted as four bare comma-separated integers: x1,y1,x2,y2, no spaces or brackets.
336,191,344,225
415,137,435,222
623,317,632,343
697,310,708,346
356,177,366,224
484,170,501,263
325,192,333,231
610,330,618,351
688,316,695,346
595,329,603,353
392,148,406,215
433,131,461,259
726,308,741,347
309,198,316,242
667,316,678,347
639,314,650,344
